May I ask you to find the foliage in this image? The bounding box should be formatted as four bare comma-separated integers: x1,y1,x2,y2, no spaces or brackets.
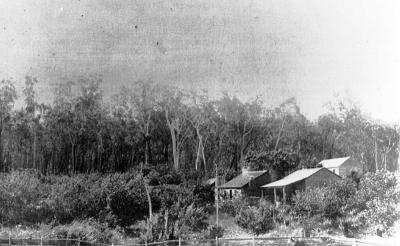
193,184,215,207
355,171,400,234
244,149,299,178
292,179,357,221
175,204,208,237
51,219,123,243
206,225,224,239
234,199,275,235
0,75,398,178
292,173,400,236
0,171,148,227
219,198,251,217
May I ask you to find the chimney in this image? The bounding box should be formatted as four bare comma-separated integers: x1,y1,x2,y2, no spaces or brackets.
242,166,250,175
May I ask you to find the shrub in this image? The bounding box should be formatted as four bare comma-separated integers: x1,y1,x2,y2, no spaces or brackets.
176,204,209,238
355,171,400,235
193,184,215,207
219,198,251,217
0,171,149,227
0,170,53,224
235,199,274,235
292,179,357,221
292,187,326,218
206,225,224,239
219,199,237,216
51,219,123,243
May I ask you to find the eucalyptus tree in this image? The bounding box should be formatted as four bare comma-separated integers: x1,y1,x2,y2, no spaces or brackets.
0,79,17,171
216,94,262,171
187,91,215,173
158,85,191,170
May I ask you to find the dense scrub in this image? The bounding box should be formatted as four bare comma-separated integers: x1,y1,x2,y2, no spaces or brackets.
0,170,148,226
0,169,214,242
291,171,400,236
229,171,400,237
1,170,399,241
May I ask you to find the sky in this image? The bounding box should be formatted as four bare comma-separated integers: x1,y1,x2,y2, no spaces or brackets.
1,0,400,123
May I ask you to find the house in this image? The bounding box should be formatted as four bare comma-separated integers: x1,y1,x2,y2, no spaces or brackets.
319,156,362,177
218,168,269,199
262,168,341,204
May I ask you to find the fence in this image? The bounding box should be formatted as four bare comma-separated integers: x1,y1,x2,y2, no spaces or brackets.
0,236,397,246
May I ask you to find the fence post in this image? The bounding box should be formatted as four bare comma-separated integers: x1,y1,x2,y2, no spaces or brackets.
8,233,11,246
215,237,218,246
178,238,181,246
252,235,255,246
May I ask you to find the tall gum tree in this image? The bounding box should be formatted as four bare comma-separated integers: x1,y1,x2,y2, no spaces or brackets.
159,85,191,170
0,79,17,171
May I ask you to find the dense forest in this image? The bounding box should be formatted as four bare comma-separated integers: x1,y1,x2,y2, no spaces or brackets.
0,76,399,177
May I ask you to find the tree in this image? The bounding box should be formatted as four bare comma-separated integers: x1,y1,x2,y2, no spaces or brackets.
0,79,17,171
159,86,191,170
114,80,158,167
217,94,262,171
187,91,216,174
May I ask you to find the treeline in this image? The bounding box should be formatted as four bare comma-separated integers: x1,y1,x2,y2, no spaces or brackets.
0,76,399,176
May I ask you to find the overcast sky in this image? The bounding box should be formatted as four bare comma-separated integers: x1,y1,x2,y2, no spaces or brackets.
1,0,400,123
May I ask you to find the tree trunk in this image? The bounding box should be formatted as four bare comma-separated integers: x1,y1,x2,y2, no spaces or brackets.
163,209,169,240
144,135,152,165
143,177,153,241
165,109,179,170
240,135,245,166
374,137,378,171
275,117,286,151
71,144,75,173
33,127,36,170
195,138,201,170
0,125,3,172
201,137,207,176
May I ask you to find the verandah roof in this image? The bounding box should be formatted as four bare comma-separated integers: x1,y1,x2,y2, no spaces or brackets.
261,168,323,188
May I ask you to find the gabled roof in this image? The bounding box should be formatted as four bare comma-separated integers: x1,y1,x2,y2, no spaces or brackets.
319,156,350,168
219,171,267,189
262,168,323,188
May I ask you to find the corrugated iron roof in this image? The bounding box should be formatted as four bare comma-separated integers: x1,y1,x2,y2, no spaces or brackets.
319,156,350,168
219,171,267,189
262,168,323,188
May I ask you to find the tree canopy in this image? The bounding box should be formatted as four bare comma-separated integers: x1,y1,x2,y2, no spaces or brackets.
0,76,399,177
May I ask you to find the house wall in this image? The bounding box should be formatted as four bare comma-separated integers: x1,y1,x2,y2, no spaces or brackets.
219,189,242,199
243,172,271,197
305,168,341,188
339,158,363,177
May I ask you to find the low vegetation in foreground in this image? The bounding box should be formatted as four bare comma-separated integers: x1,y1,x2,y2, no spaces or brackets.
0,169,399,244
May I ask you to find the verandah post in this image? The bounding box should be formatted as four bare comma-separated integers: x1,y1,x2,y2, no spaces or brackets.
282,186,286,203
